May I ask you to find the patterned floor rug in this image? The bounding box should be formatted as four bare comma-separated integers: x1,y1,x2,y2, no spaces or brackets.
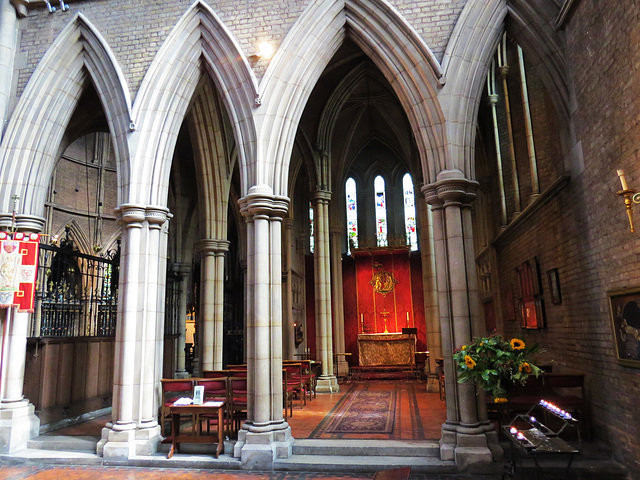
324,386,397,434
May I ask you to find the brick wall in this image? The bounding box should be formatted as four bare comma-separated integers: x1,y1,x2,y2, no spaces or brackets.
482,1,640,476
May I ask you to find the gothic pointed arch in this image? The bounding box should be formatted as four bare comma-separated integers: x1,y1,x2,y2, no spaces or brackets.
187,78,233,240
439,0,507,180
507,0,573,159
131,0,258,206
258,0,446,196
0,13,132,218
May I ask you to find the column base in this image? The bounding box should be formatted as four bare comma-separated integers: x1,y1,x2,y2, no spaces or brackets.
99,423,161,460
0,401,40,453
315,375,339,393
336,360,350,378
439,421,498,470
236,424,293,468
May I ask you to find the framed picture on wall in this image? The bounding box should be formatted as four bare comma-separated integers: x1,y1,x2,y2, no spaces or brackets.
547,268,562,305
608,288,640,368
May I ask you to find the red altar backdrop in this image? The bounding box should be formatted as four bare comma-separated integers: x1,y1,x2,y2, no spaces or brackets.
304,250,426,363
342,250,426,360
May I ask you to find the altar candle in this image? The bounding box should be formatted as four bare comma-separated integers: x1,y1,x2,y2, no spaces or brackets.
406,312,409,325
618,169,629,190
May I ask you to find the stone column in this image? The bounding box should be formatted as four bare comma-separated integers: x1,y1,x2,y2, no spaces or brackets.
329,224,348,378
196,239,229,372
100,205,166,459
235,186,293,468
137,207,169,445
0,219,45,453
417,197,441,390
423,170,495,469
282,218,295,358
0,309,40,453
0,0,18,134
171,262,191,377
312,191,338,393
197,240,217,372
101,204,145,459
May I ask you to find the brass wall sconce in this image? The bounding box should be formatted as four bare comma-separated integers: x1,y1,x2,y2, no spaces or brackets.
616,169,640,232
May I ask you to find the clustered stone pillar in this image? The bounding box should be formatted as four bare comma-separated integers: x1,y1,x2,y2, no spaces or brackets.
100,204,170,460
235,186,293,468
312,190,338,393
423,170,500,469
171,262,191,377
329,224,348,378
196,239,229,372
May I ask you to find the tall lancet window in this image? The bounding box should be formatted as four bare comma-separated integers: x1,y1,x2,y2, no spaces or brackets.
403,173,418,251
345,178,358,253
309,202,314,253
374,175,388,246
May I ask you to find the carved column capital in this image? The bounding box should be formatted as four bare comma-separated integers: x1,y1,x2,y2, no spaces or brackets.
239,185,290,221
117,204,146,227
422,170,478,209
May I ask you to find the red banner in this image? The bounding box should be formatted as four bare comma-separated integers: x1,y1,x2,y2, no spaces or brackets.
0,232,40,312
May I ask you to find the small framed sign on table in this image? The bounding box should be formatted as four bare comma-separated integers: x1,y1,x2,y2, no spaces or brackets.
193,385,204,405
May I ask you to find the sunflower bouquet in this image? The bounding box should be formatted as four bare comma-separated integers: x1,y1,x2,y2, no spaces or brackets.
453,334,543,402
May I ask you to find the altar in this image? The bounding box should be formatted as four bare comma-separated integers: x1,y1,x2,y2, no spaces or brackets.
357,333,416,367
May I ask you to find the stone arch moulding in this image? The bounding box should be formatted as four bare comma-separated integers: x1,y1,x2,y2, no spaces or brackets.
186,78,232,241
439,0,507,181
257,0,446,198
0,13,132,220
130,0,258,207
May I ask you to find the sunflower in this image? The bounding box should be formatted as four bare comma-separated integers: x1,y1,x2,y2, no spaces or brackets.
510,338,525,350
519,362,532,373
464,355,476,369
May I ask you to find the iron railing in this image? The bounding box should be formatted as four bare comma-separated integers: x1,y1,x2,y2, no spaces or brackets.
30,240,119,338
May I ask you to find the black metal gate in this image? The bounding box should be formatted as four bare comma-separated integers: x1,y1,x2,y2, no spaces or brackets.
30,236,119,338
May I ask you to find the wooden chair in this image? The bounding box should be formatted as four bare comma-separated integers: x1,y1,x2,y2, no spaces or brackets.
160,378,194,437
283,363,306,408
202,369,232,378
297,359,317,400
196,377,229,436
227,376,248,435
282,369,294,420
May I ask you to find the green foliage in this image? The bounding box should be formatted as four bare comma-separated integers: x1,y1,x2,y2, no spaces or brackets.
453,334,544,399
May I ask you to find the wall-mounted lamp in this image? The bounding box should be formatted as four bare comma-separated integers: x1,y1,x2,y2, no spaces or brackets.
248,41,274,62
616,169,640,232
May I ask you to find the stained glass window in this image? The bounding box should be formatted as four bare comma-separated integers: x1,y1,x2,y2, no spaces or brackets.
374,175,388,246
345,178,358,253
403,173,417,251
309,202,314,253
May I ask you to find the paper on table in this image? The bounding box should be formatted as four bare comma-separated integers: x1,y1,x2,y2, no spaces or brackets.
203,401,224,407
172,397,193,406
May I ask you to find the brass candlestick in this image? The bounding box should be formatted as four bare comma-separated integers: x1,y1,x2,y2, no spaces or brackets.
616,169,640,233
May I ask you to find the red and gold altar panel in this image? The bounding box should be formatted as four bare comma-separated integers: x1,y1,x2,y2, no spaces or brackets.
342,249,426,361
357,333,415,366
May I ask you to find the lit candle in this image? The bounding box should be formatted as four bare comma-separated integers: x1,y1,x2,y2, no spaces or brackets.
406,312,409,324
618,169,629,190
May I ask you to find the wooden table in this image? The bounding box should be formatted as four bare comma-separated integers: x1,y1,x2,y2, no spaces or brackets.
167,400,226,459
